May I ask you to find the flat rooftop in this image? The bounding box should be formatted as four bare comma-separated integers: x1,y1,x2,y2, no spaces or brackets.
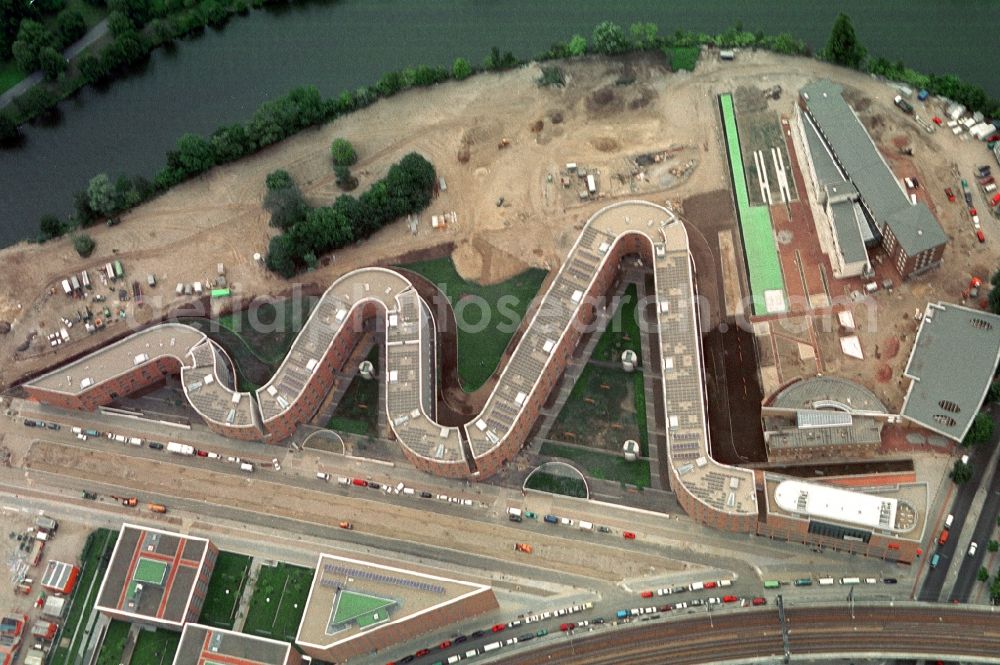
765,476,925,538
95,524,211,626
181,340,257,430
771,376,888,414
296,553,493,651
27,323,204,394
174,624,291,665
801,80,946,256
902,302,1000,441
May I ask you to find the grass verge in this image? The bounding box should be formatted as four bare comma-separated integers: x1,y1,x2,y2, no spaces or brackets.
398,256,547,392
524,470,588,498
49,528,116,665
326,345,379,436
130,629,179,665
95,620,130,665
198,551,252,629
242,563,314,642
669,46,701,72
540,441,650,488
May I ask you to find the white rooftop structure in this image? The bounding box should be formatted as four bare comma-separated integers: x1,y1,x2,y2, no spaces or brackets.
774,479,898,531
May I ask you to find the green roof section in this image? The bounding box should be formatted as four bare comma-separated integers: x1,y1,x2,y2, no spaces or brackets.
902,302,1000,441
329,590,396,631
719,93,787,315
800,80,947,256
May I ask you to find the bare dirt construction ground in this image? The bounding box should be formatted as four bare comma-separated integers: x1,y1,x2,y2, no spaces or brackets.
0,50,996,419
0,501,92,635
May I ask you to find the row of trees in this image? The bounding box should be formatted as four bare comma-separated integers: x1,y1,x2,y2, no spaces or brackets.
824,13,1000,119
0,0,303,137
265,152,436,277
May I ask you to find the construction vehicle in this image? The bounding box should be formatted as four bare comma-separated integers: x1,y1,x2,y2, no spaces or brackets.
111,495,137,507
147,503,167,514
338,521,353,530
893,95,914,114
965,277,982,299
515,543,533,554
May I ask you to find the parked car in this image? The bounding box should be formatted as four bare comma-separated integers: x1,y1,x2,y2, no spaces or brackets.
623,531,636,540
723,595,738,603
752,597,767,606
969,542,979,556
641,590,653,598
491,624,506,633
945,187,956,202
351,478,367,487
883,578,898,584
559,623,575,632
438,640,451,650
149,442,164,450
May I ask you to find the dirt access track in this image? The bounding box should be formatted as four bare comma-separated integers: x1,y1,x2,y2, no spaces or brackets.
1,49,996,406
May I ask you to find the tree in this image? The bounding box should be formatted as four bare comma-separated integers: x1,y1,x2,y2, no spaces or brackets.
988,379,1000,404
39,46,66,80
263,169,306,230
12,19,56,71
592,21,628,55
78,52,107,83
87,173,116,216
72,190,96,226
979,567,990,582
823,13,866,69
54,9,86,48
333,164,355,190
73,233,95,257
629,22,658,50
106,10,134,37
992,575,1000,605
329,138,357,167
951,459,973,484
13,86,57,118
265,233,297,278
990,540,1000,552
39,214,64,240
451,57,472,80
174,133,215,175
567,34,587,56
1,0,39,59
963,412,994,447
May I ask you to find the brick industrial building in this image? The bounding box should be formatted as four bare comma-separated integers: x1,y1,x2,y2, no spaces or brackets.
25,202,927,561
799,80,947,280
94,525,217,630
295,553,497,663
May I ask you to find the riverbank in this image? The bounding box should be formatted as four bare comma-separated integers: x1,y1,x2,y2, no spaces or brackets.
0,50,995,395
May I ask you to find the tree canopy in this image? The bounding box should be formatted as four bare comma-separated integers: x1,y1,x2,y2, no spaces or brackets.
592,21,628,55
73,233,95,257
263,169,307,231
451,57,472,80
951,459,972,484
823,13,866,69
330,138,357,167
963,412,995,447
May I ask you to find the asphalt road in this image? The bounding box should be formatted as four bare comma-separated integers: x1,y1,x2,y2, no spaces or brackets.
918,404,1000,602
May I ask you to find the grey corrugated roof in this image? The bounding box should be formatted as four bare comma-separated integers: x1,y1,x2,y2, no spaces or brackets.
796,409,853,428
829,196,869,266
802,80,947,256
902,302,1000,441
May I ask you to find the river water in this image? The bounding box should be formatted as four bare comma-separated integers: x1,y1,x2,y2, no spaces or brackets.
1,0,998,246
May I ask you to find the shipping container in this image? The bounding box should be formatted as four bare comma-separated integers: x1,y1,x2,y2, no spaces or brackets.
61,279,72,295
147,274,156,287
80,271,91,289
113,260,123,278
176,283,184,295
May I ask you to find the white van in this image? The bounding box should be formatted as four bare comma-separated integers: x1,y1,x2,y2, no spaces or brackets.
239,462,253,473
689,581,705,592
395,482,405,494
447,657,461,665
841,577,861,585
579,520,594,531
128,437,142,446
483,641,502,652
560,517,575,527
818,577,835,586
945,514,954,529
718,579,732,587
402,487,415,496
316,472,331,481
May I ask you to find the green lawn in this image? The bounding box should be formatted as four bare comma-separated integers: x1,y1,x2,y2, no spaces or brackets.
591,283,640,362
242,563,314,642
549,364,645,452
0,61,24,95
398,257,547,392
326,345,379,437
217,295,315,365
540,441,650,488
198,551,252,629
95,621,131,665
49,528,117,665
524,470,588,498
130,629,179,665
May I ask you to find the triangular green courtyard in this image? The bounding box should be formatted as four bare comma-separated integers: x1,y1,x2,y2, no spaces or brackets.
330,590,397,630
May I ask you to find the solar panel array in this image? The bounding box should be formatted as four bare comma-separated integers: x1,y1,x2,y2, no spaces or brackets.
323,563,445,594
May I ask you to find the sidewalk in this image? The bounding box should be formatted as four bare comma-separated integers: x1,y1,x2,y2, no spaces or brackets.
0,18,109,110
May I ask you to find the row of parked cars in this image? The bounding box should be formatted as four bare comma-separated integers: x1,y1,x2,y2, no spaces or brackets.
385,602,598,665
321,473,477,506
640,579,733,598
506,507,636,539
617,595,767,619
